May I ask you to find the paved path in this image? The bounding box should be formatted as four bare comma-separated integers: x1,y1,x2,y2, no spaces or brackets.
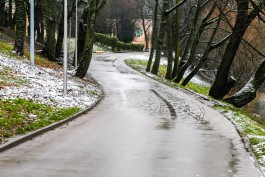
0,53,262,177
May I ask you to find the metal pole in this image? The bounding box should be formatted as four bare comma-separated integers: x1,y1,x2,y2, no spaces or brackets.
63,0,68,94
68,17,71,58
30,0,34,66
75,0,78,68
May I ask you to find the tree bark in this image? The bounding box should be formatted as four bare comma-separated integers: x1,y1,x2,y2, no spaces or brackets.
76,0,106,78
55,0,64,59
172,0,180,78
42,0,58,61
9,0,15,30
151,0,167,75
14,0,26,56
209,0,259,99
146,0,158,72
225,59,265,107
0,0,5,27
77,9,88,65
35,0,44,44
165,0,173,80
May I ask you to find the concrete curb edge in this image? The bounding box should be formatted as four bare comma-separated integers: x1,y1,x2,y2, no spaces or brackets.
0,94,104,153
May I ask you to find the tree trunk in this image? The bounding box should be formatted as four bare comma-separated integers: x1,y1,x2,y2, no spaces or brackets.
165,0,173,80
35,0,44,44
26,1,30,36
142,19,149,51
209,0,259,99
151,0,167,75
172,0,180,78
55,0,64,59
173,0,210,83
0,0,5,27
42,0,58,61
76,0,106,78
14,0,26,55
182,1,226,86
77,9,88,65
224,59,265,107
146,0,158,72
9,0,15,30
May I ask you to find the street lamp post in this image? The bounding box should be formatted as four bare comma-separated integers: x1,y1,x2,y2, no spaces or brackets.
75,0,78,69
63,0,68,94
30,0,34,66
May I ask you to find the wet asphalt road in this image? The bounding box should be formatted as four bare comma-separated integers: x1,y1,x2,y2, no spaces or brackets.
0,53,263,177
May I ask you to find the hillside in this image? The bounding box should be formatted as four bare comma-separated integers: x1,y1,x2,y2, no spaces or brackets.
0,32,102,144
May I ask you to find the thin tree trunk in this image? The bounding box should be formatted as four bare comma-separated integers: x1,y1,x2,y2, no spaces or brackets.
77,9,88,65
9,0,15,30
165,0,173,80
146,0,158,72
172,0,180,78
173,0,210,83
42,0,58,61
182,1,225,86
35,0,44,44
14,0,26,55
151,0,167,75
55,0,64,59
142,19,149,51
26,1,30,36
0,0,5,27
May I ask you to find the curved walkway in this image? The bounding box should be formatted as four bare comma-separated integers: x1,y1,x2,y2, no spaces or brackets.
0,52,262,177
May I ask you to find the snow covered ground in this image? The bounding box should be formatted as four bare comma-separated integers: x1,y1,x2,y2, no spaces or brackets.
0,54,102,109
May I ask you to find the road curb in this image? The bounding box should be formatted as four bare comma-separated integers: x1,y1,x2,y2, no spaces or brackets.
0,93,104,153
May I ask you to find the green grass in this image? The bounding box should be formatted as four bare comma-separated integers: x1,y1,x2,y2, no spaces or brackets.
125,59,210,96
0,98,80,143
0,66,28,87
0,40,60,69
86,89,101,98
214,105,265,163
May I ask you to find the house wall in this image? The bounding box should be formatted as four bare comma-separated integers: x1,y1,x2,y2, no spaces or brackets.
132,19,152,51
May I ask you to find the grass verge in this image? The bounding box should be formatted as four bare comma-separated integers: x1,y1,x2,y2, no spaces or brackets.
0,66,28,87
124,59,210,95
0,40,60,69
0,98,80,144
215,105,265,166
0,39,87,144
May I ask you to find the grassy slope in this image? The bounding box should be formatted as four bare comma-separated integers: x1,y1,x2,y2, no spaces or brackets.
0,38,80,144
125,59,265,167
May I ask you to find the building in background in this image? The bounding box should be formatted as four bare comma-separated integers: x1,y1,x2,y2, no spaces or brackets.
132,19,152,51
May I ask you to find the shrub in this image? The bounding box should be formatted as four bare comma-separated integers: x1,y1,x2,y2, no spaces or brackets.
94,33,144,52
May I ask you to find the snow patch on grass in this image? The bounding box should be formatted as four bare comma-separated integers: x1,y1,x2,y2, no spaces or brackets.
216,106,265,168
0,54,102,109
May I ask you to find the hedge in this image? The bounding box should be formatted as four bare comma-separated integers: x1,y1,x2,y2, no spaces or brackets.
94,33,144,52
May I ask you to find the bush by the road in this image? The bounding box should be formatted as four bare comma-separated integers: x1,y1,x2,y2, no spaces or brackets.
94,33,144,52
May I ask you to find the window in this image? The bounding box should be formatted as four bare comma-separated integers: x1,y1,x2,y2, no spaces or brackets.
135,28,143,37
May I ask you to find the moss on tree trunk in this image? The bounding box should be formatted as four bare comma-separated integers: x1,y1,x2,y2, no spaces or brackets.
14,0,26,56
76,0,106,79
